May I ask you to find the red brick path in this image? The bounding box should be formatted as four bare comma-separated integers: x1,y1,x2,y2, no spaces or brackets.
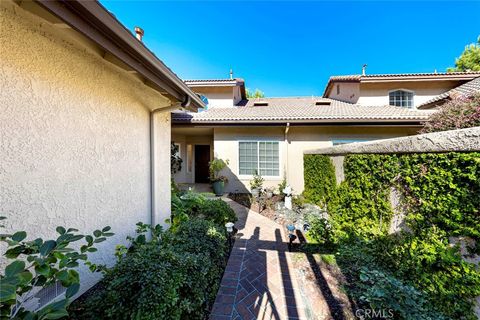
210,198,311,320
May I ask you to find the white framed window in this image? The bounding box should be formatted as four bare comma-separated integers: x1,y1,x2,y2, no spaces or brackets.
239,141,280,177
389,89,414,108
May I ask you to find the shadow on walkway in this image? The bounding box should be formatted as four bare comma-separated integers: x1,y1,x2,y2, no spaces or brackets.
210,199,349,320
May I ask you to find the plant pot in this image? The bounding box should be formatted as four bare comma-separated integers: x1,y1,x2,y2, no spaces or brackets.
251,188,260,198
212,181,225,196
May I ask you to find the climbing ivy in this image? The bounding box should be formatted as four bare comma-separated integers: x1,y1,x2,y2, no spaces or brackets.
303,152,480,319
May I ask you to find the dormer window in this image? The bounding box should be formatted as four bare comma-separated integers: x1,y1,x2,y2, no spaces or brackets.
389,89,414,108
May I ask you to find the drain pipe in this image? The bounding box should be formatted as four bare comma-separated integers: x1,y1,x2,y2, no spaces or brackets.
284,123,290,183
149,97,190,227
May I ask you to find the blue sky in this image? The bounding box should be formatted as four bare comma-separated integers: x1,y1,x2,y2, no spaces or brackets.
102,1,480,97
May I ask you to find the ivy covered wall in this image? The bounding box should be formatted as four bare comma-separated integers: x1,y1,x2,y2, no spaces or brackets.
303,152,480,319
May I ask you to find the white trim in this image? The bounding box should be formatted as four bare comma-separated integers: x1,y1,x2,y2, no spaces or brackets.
237,140,282,179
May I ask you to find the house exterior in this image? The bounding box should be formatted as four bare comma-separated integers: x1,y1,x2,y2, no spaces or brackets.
323,72,480,108
0,0,203,305
172,72,480,194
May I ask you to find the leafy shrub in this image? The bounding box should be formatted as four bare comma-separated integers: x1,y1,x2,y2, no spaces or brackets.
303,152,480,319
421,93,480,133
304,215,332,245
0,219,113,320
174,191,237,226
73,218,227,320
355,267,447,320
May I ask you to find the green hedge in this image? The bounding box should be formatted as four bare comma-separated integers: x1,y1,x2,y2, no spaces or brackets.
303,154,337,207
71,219,227,320
303,152,480,319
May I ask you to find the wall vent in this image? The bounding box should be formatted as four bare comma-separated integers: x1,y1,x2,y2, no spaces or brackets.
33,281,67,311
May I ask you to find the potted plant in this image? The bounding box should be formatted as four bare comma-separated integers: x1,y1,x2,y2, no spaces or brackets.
249,171,264,197
209,158,229,196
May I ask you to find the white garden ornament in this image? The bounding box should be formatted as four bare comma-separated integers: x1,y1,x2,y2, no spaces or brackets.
283,185,292,210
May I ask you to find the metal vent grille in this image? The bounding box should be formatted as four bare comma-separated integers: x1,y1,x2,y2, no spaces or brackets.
34,282,67,310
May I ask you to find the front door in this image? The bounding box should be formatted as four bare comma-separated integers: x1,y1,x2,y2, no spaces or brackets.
195,145,210,183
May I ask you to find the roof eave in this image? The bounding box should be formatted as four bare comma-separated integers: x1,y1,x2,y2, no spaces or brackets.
35,0,205,111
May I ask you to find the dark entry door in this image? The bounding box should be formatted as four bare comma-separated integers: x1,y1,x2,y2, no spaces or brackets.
195,145,210,183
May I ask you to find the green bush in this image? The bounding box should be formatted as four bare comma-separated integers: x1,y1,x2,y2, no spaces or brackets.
303,154,336,206
74,218,227,320
303,152,480,319
174,192,237,226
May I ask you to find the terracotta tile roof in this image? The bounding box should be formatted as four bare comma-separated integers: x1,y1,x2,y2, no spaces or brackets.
324,71,480,96
184,79,244,86
418,76,480,108
172,97,435,124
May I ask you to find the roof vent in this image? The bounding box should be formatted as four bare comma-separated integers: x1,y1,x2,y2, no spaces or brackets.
315,100,331,106
253,101,268,106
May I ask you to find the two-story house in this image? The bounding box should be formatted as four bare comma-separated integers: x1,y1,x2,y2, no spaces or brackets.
172,72,480,194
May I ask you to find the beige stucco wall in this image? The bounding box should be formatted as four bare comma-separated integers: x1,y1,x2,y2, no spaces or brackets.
328,82,360,104
357,81,460,107
191,86,235,108
0,0,172,297
211,126,419,194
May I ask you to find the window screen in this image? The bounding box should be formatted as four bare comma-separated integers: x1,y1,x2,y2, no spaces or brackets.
239,141,279,176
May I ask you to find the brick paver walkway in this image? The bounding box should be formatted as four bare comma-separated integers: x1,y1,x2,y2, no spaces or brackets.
210,198,311,320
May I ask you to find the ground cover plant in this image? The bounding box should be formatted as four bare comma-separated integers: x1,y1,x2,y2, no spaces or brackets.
303,153,480,320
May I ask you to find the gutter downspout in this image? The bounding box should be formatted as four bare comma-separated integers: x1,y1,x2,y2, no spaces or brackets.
149,98,190,227
284,123,290,183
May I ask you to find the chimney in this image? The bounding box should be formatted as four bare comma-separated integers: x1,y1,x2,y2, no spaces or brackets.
134,26,144,42
362,64,367,76
229,69,233,80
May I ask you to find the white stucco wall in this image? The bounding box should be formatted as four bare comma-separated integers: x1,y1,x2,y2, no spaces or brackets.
211,126,419,194
0,0,172,297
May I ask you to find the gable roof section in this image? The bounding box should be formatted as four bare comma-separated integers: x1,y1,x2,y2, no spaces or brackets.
34,0,205,110
184,78,247,100
418,76,480,109
172,97,435,124
324,71,480,96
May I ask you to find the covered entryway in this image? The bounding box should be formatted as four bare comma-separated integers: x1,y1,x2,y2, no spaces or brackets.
171,126,214,187
195,145,210,183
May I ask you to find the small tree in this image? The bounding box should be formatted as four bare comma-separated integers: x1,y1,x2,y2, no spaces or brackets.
0,217,113,319
246,88,265,99
171,142,182,174
447,36,480,72
420,93,480,133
